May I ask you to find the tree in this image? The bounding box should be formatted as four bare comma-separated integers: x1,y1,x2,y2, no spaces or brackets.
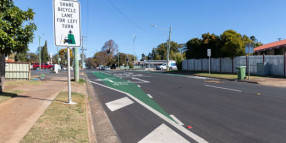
27,52,39,63
41,40,48,64
220,30,246,57
153,41,179,60
101,40,119,64
94,52,109,66
0,0,37,93
15,52,28,62
85,57,97,69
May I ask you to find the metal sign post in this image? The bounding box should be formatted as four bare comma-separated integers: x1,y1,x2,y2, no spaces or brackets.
54,0,81,104
245,43,254,80
207,49,211,74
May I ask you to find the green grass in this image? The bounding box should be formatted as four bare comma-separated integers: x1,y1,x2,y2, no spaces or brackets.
21,92,88,143
71,78,86,86
92,71,174,121
0,90,24,104
5,80,41,87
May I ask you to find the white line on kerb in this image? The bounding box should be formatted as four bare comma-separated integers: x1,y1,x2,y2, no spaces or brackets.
147,94,153,98
89,80,208,143
205,85,242,92
170,115,184,126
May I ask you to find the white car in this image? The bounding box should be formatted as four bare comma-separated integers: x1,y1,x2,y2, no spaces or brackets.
156,61,177,70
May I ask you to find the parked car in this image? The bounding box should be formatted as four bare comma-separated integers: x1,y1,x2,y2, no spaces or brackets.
104,66,111,70
156,61,177,70
32,63,53,70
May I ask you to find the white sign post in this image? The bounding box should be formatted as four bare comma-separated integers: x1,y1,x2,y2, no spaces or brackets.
245,43,254,80
207,49,211,74
54,0,81,104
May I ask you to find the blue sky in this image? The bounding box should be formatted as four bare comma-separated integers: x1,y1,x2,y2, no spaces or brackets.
14,0,286,59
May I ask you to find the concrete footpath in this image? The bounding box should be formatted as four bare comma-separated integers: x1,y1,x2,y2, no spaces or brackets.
0,76,66,143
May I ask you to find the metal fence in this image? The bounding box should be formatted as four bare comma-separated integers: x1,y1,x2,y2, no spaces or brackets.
182,55,286,77
5,62,31,80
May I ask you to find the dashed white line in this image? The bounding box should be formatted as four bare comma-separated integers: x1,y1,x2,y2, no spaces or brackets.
137,85,141,87
170,115,184,126
147,94,153,98
132,77,150,83
205,85,242,92
89,80,208,143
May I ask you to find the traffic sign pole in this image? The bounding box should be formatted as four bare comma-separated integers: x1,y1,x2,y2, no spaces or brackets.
67,47,72,104
54,0,81,104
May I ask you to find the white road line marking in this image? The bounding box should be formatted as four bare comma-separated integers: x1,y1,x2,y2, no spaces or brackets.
147,94,153,98
132,77,150,83
89,80,208,143
205,85,242,92
138,124,190,143
170,115,184,126
137,85,141,87
105,97,134,112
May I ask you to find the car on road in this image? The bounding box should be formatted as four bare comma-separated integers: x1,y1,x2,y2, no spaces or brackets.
156,61,177,70
104,66,111,70
32,63,53,70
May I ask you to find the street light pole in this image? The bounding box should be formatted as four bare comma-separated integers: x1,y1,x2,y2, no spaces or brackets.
167,26,172,71
133,34,136,68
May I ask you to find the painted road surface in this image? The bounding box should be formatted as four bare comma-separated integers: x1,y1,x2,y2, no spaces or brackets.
86,70,286,143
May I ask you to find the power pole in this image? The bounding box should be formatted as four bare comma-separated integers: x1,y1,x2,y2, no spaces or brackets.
81,36,87,69
167,26,172,71
133,34,136,69
38,36,41,70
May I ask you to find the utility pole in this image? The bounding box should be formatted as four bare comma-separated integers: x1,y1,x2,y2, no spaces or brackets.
133,34,136,69
81,36,87,70
38,36,41,70
74,48,79,82
167,26,172,71
57,47,59,65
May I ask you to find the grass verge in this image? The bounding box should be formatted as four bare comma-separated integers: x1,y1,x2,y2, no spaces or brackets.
0,90,24,104
5,80,41,87
21,92,88,143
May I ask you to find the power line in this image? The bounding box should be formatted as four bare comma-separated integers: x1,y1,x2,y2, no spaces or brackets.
106,0,151,34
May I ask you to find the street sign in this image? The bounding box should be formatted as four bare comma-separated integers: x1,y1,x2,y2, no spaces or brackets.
207,49,211,57
53,0,81,47
245,43,254,54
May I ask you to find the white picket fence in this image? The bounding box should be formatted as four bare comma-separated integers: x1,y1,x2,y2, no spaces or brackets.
182,55,286,77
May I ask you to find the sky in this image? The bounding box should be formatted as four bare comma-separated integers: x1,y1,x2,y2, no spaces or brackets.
14,0,286,59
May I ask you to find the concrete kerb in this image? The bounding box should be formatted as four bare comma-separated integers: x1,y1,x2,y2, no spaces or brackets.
83,72,121,143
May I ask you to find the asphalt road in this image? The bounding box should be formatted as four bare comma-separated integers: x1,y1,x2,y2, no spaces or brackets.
86,70,286,143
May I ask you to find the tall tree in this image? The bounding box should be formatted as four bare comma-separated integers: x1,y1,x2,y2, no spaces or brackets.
15,52,28,62
27,52,39,63
153,41,179,60
101,40,119,64
41,40,48,64
0,0,37,93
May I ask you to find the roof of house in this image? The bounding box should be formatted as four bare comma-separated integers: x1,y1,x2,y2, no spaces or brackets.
254,39,286,52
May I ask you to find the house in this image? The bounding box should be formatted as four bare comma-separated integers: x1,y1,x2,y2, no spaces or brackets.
254,39,286,55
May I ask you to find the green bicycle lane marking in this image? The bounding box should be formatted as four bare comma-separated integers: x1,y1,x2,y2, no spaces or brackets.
92,71,175,122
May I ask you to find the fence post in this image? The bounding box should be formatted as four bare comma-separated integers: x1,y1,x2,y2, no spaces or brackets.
201,59,203,71
186,60,188,71
246,55,248,75
194,59,195,71
220,58,222,73
232,57,234,73
284,53,286,77
263,54,265,63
